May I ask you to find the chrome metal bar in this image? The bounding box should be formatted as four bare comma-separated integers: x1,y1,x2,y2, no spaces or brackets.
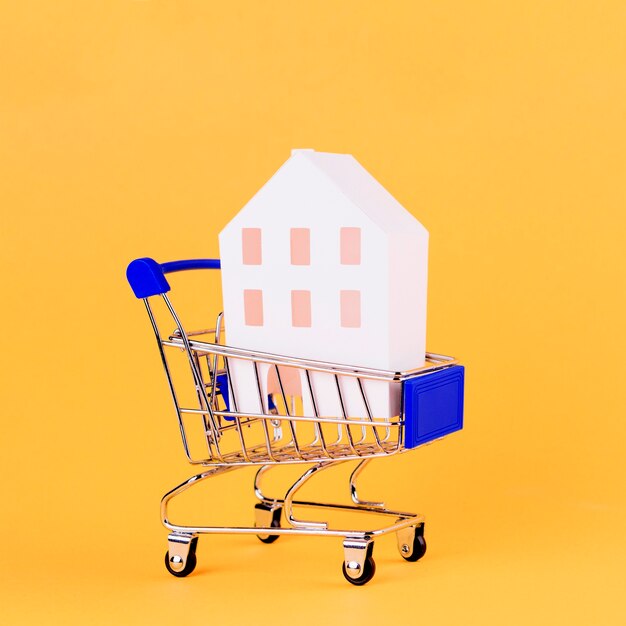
262,497,417,520
191,350,215,459
161,465,237,528
165,516,424,539
162,294,223,461
209,313,224,410
170,327,219,338
195,409,401,428
356,377,384,451
254,464,279,504
334,374,358,456
183,444,404,467
304,369,329,457
253,361,276,461
144,299,194,463
164,337,457,382
350,378,368,446
222,356,250,462
274,365,302,459
199,416,258,432
350,459,384,508
283,462,338,529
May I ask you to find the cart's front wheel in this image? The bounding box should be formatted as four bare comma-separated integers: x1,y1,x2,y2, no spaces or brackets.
342,556,376,586
165,539,198,578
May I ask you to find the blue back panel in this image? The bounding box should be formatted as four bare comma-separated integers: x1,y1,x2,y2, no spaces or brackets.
403,365,465,449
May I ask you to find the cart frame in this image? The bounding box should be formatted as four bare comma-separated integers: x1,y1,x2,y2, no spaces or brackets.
127,257,462,584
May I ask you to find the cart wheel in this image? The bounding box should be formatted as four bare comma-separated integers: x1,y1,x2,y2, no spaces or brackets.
255,503,282,544
342,556,376,586
399,525,427,562
164,538,198,578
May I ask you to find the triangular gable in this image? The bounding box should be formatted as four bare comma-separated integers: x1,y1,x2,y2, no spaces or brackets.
300,150,427,236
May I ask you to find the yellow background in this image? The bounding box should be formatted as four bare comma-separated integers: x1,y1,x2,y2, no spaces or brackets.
1,1,625,624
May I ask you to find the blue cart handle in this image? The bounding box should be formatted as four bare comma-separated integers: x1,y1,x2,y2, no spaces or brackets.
126,257,221,298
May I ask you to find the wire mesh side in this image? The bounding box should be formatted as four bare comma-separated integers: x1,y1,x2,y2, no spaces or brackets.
145,300,452,466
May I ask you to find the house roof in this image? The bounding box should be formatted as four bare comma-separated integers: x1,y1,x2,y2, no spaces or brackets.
221,149,428,239
293,149,427,236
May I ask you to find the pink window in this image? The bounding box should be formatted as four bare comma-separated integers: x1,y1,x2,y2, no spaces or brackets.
266,366,302,398
340,227,361,265
243,289,264,326
340,290,361,328
291,290,312,327
290,228,310,265
242,228,262,265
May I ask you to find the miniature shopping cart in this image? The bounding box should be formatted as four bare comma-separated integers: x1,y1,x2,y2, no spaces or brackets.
127,257,464,585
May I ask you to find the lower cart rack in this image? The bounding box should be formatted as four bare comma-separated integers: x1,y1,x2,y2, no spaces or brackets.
162,460,427,585
127,257,464,585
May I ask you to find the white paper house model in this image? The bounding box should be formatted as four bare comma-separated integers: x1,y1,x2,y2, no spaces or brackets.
218,149,428,419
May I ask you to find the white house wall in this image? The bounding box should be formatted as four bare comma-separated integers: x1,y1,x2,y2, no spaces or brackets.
218,150,427,420
220,154,391,365
388,228,428,371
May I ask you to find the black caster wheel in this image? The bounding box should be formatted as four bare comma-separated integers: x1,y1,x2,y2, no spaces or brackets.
255,503,282,544
400,525,427,562
342,556,376,586
165,537,198,577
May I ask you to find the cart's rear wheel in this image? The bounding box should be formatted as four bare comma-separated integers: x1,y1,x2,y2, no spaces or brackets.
399,524,427,562
255,503,282,544
165,538,198,578
342,556,376,586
